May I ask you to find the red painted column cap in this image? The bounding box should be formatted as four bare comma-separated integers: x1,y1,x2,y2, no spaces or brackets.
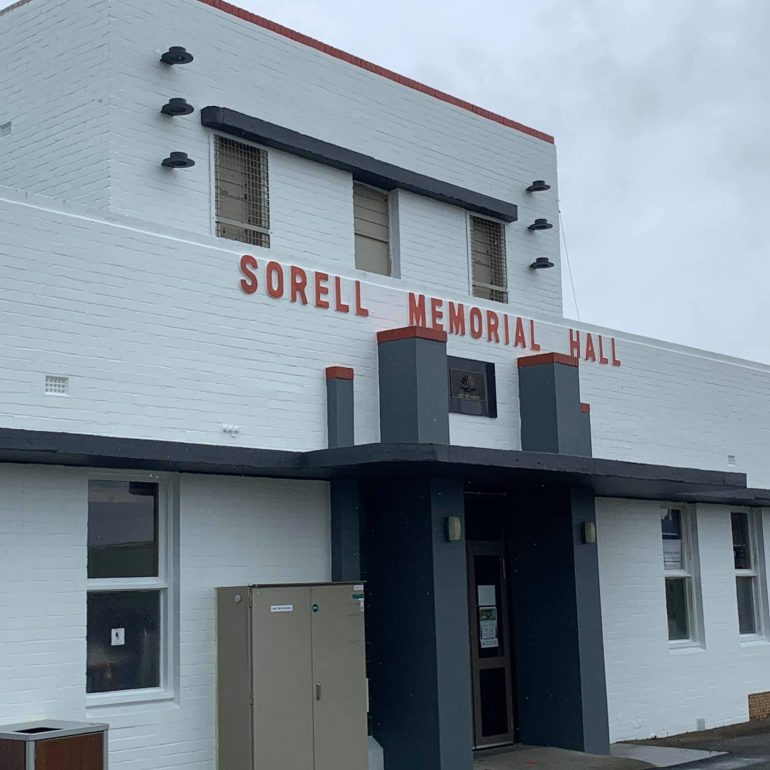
580,403,591,414
517,352,579,369
376,325,448,344
325,366,354,380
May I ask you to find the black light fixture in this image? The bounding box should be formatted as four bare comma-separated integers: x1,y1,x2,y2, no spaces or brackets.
528,218,553,231
160,46,194,65
161,98,195,116
529,257,555,269
526,180,551,192
162,151,195,168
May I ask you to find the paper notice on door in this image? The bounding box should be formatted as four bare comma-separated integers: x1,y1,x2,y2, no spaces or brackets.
479,606,498,649
270,604,293,613
477,584,496,607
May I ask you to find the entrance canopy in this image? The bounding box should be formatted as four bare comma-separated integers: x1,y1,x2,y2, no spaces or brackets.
0,427,767,507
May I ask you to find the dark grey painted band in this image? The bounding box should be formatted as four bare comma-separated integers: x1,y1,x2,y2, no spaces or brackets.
201,106,518,222
0,428,762,505
326,377,354,449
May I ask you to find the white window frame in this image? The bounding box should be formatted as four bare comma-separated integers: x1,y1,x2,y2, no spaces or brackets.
466,212,509,303
661,505,704,650
86,471,179,708
209,132,272,246
732,509,769,641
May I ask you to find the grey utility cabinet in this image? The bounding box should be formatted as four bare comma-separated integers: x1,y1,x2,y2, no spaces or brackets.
217,582,368,770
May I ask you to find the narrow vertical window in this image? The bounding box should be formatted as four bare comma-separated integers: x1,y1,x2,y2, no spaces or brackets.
732,511,766,637
353,183,391,275
214,135,270,247
661,507,700,644
86,477,174,699
470,215,507,303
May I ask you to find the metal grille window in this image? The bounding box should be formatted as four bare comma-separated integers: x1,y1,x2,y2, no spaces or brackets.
354,183,391,276
731,511,767,637
470,216,507,303
215,135,270,248
661,507,701,645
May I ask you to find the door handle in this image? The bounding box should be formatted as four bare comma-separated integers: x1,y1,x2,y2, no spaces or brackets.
316,682,321,701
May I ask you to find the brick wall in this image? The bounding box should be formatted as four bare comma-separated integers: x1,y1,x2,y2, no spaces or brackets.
0,0,110,206
597,499,770,740
0,464,330,769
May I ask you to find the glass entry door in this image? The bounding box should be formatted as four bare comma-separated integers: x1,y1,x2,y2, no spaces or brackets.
467,541,515,748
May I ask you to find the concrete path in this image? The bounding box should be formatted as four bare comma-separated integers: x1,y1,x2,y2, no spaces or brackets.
612,743,725,767
473,745,654,770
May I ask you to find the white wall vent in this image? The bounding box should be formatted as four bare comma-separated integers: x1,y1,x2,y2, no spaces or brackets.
0,122,11,138
45,375,69,396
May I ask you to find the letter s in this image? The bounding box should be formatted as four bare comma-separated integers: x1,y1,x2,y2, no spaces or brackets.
239,254,259,295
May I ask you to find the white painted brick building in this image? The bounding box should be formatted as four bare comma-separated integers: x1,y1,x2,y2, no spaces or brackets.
1,0,769,768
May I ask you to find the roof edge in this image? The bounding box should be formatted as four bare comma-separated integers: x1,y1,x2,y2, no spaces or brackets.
197,0,555,144
0,0,35,17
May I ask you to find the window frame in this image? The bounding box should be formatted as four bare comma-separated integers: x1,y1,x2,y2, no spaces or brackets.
210,132,271,248
660,505,704,650
86,471,178,708
353,181,392,277
732,509,769,641
467,213,508,303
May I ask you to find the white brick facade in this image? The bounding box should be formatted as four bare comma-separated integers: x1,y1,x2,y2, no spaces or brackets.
2,0,770,761
0,464,330,769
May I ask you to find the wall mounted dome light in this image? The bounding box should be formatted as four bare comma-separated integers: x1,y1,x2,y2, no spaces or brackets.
162,152,195,168
161,46,194,65
529,257,555,269
528,218,553,231
161,98,195,116
526,180,551,192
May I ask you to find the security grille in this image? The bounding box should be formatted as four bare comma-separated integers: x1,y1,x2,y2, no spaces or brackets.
214,135,270,248
470,216,507,303
0,121,11,138
45,375,69,395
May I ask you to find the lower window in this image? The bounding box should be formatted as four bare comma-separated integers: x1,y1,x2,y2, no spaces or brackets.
86,475,174,700
731,511,767,638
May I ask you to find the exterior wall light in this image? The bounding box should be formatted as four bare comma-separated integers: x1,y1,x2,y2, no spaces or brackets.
161,46,194,65
445,516,463,543
581,521,597,545
162,152,195,168
528,218,553,231
161,98,195,116
529,257,555,269
526,180,551,192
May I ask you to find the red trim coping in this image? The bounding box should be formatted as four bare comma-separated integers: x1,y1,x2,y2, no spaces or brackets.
325,366,354,381
197,0,554,144
517,352,579,369
580,403,591,414
377,326,448,344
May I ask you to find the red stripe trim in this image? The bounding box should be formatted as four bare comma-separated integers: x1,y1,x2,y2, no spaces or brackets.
580,403,591,414
197,0,554,144
325,366,354,381
377,326,448,344
517,352,579,369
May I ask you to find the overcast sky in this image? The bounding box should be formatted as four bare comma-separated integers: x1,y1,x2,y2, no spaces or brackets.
3,0,768,362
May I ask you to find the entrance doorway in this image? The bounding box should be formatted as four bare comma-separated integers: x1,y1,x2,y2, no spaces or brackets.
466,540,515,748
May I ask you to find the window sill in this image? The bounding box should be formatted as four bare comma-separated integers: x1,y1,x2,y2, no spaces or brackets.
86,687,175,710
739,636,770,648
668,642,706,654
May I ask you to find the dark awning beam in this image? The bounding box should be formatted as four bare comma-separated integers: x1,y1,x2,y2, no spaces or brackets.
200,106,519,222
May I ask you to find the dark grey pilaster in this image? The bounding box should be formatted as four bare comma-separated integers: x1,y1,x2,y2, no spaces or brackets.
363,477,473,770
507,487,609,754
330,479,361,582
326,366,355,448
518,353,591,456
377,327,449,444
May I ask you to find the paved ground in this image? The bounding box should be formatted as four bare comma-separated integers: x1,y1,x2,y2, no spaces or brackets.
473,745,653,770
633,718,770,769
